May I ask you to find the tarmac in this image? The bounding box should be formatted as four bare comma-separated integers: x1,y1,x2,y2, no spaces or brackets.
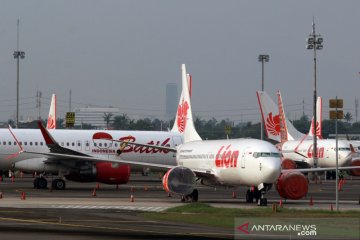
0,174,359,239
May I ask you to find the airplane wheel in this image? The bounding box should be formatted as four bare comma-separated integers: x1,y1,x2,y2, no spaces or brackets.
35,177,47,189
191,189,198,202
258,198,267,206
180,196,186,202
246,189,254,203
33,178,39,188
52,179,66,190
254,189,261,203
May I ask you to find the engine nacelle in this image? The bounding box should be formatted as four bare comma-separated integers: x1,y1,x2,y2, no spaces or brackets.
276,171,308,200
96,162,130,184
281,159,297,169
162,166,195,196
13,158,59,173
65,162,130,185
349,159,360,176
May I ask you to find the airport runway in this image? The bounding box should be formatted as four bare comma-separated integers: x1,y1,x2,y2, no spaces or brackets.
0,174,359,239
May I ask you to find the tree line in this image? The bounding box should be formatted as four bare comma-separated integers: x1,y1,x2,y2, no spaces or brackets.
9,112,360,140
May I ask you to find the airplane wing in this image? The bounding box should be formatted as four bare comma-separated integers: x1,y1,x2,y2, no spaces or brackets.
282,165,360,173
23,150,173,170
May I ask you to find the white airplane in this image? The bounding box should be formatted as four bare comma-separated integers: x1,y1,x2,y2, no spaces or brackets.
257,90,353,169
1,71,197,190
2,86,191,190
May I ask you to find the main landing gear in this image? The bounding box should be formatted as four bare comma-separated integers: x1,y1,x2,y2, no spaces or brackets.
33,177,66,190
181,189,198,202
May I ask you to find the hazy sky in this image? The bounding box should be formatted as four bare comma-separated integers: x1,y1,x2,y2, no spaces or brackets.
0,0,359,123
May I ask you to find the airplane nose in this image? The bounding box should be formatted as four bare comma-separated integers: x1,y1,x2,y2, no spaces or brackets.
262,157,282,184
339,152,352,166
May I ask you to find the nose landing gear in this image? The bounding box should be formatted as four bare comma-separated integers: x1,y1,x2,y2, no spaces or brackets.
245,183,272,206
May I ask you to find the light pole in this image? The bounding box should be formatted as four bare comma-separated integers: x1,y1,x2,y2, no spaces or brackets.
13,19,25,128
258,54,269,140
306,20,323,168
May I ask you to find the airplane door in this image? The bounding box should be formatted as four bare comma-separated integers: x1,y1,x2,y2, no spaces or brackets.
241,152,246,168
85,140,90,151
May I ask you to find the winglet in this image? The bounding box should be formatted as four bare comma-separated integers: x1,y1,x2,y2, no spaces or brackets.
8,125,23,152
38,121,57,145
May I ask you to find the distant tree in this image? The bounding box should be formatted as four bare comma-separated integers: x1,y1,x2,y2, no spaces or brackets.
56,118,64,129
344,112,352,123
112,114,131,130
7,119,15,128
134,118,153,130
103,113,114,129
292,115,310,134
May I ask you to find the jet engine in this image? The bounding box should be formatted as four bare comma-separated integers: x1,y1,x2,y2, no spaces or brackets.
281,159,297,169
349,159,360,176
65,162,130,184
162,166,195,195
276,171,308,200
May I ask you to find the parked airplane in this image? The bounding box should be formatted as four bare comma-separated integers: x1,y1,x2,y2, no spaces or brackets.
257,91,352,169
2,85,191,190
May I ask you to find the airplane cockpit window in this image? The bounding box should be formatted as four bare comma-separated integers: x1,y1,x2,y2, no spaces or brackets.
338,147,351,151
253,152,280,158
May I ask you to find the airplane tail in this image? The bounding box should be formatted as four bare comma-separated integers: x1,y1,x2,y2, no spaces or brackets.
171,64,201,143
257,91,305,142
46,94,56,129
276,91,289,142
257,91,281,142
308,97,322,139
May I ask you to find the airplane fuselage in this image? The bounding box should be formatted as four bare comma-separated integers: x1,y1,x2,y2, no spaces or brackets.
279,139,352,168
0,129,182,172
177,138,281,187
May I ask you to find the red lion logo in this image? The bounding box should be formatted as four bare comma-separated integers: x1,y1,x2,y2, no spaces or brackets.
266,112,280,136
177,99,189,133
311,121,321,136
47,114,56,129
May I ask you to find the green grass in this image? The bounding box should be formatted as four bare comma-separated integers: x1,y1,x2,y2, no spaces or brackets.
142,202,360,228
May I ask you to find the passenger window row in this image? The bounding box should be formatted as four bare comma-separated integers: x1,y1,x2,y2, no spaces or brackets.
0,140,119,149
